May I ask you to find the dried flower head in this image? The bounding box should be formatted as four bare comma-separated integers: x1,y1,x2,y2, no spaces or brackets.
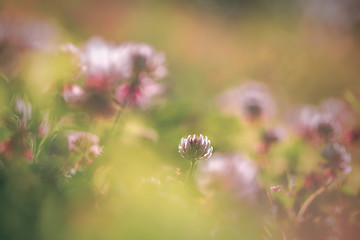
321,143,352,175
178,134,213,161
196,153,258,200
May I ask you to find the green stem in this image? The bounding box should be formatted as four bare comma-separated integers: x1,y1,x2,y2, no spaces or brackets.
186,160,197,185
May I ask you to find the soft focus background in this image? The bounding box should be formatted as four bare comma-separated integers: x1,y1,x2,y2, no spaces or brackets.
0,0,360,239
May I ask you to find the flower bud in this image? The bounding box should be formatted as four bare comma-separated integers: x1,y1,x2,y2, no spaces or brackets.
178,134,213,161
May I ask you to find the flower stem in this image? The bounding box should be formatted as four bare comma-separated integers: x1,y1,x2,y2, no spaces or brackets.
297,180,333,221
186,160,197,185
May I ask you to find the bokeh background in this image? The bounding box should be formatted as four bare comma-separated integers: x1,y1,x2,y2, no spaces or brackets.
1,0,360,239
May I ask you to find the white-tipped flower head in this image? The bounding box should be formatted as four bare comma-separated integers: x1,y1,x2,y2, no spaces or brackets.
178,134,213,161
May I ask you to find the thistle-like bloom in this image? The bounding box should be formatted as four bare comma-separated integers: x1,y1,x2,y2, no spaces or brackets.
321,143,352,175
178,134,213,161
196,153,258,200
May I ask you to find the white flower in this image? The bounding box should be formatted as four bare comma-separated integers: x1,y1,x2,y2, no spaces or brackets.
178,134,213,160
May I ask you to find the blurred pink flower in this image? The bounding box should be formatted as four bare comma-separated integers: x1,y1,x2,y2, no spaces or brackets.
217,81,275,122
67,131,103,166
238,82,275,122
289,105,318,140
344,126,360,146
117,42,167,82
62,37,128,90
290,98,355,143
68,131,102,155
196,153,258,200
0,138,34,161
310,112,341,141
319,98,356,136
0,13,58,51
62,84,86,106
62,37,167,112
322,143,352,175
115,78,164,107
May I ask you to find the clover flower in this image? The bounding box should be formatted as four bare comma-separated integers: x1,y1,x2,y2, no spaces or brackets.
319,98,355,127
68,131,103,167
290,100,352,142
321,143,352,175
196,153,258,200
238,82,275,122
178,134,213,161
217,81,275,122
117,42,167,82
311,113,341,141
115,78,164,107
62,37,167,113
62,37,128,90
113,42,166,107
